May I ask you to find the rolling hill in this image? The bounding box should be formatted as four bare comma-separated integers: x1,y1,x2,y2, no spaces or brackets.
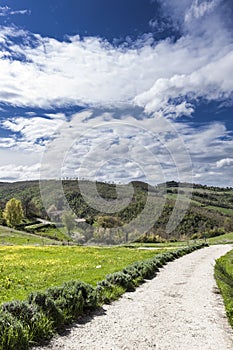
0,179,232,244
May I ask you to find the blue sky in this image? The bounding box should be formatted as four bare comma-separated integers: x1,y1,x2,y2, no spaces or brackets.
0,0,232,186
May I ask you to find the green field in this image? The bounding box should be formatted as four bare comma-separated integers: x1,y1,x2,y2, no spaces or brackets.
205,205,233,215
0,225,60,246
0,245,168,304
126,241,189,248
207,232,233,245
215,249,233,327
1,220,233,309
24,224,70,241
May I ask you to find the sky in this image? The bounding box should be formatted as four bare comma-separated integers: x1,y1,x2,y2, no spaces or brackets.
0,0,233,186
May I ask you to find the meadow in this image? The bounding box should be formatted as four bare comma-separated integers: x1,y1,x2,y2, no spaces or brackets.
215,249,233,327
0,243,207,349
0,245,167,304
207,232,233,245
0,222,232,306
0,226,59,246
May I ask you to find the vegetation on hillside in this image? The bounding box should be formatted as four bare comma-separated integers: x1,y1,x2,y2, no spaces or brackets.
0,226,60,246
0,180,232,244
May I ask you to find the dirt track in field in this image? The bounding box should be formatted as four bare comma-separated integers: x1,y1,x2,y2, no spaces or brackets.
36,245,233,350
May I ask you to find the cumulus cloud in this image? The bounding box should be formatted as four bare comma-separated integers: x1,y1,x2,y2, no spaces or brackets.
1,114,65,152
35,109,192,184
0,163,40,182
216,158,233,168
37,109,233,186
134,47,233,115
0,137,16,148
48,110,233,186
0,0,233,185
0,0,231,117
1,107,233,185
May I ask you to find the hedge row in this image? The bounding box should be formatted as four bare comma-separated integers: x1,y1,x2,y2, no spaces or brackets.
0,243,208,349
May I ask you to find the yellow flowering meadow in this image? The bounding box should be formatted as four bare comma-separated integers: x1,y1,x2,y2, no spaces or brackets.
0,245,166,303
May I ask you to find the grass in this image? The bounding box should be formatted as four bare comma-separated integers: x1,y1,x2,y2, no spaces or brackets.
130,232,233,247
128,238,207,248
205,205,233,215
215,249,233,328
207,232,233,245
165,193,207,209
0,226,60,246
24,224,70,241
0,245,169,304
0,243,206,350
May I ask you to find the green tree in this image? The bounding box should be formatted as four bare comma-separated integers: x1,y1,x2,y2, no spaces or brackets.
0,209,5,225
94,216,122,229
62,211,76,236
3,198,24,228
20,193,39,218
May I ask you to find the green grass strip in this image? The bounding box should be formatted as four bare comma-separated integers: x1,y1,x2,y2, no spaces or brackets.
215,249,233,328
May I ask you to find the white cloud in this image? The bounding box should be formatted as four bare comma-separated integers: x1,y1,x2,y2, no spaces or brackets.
0,0,233,186
157,0,223,30
149,17,173,33
0,3,231,116
43,109,228,187
216,158,233,168
1,108,233,186
0,163,40,182
0,6,30,17
185,0,220,23
37,110,193,184
1,115,64,152
134,49,233,115
0,137,16,148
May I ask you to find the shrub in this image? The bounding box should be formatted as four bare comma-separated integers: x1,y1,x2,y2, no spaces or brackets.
2,300,39,325
96,281,125,304
28,292,64,329
50,280,97,309
204,228,225,238
1,300,53,345
122,265,140,279
136,234,166,243
45,285,83,323
130,261,156,279
0,311,28,350
46,280,97,322
105,271,135,291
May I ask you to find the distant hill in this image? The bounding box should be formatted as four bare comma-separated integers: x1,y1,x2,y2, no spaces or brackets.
0,179,232,243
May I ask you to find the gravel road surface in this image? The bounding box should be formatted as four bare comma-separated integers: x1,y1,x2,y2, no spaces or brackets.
36,245,233,350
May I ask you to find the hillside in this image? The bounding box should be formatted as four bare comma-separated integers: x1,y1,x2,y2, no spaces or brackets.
0,225,62,246
0,180,232,244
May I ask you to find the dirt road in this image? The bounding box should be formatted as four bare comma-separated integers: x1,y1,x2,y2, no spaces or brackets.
36,245,233,350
